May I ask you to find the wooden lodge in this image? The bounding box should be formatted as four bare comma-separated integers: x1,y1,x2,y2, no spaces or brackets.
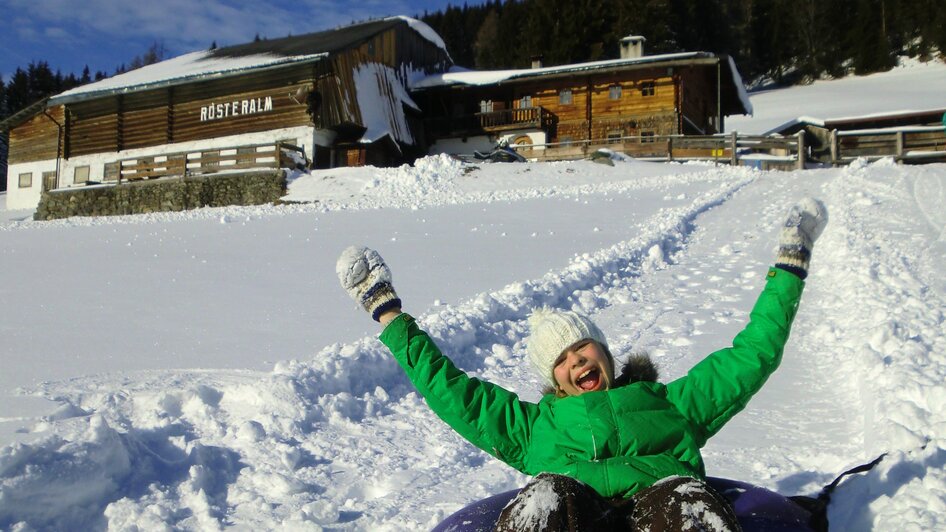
2,26,753,212
413,37,751,158
1,17,452,210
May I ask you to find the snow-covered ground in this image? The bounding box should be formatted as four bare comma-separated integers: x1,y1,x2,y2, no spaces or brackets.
2,60,946,531
726,57,946,134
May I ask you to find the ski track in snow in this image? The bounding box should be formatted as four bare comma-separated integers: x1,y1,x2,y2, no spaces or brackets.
1,157,945,530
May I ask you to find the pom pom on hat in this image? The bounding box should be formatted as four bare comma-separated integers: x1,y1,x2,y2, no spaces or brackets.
527,307,608,385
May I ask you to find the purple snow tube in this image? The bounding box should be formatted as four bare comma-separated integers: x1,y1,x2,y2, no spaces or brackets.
431,477,814,532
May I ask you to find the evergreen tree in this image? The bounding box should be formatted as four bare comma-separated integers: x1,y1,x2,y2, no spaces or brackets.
27,62,57,99
847,0,897,74
474,8,502,68
7,68,32,113
0,75,7,119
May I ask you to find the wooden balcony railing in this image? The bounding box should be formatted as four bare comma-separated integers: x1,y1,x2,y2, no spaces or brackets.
426,106,549,136
476,107,545,130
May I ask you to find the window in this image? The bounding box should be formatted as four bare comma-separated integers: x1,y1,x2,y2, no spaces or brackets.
18,172,32,188
73,165,90,185
609,85,622,100
607,130,623,143
512,135,533,153
519,95,532,108
479,100,493,113
640,131,656,143
640,81,656,97
104,162,120,181
43,171,57,191
559,89,573,105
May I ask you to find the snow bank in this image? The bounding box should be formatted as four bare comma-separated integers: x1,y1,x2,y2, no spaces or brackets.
1,155,945,530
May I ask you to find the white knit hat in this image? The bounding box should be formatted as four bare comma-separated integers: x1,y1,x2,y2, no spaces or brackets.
526,307,609,385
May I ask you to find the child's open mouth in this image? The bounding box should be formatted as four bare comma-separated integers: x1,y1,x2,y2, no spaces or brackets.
576,368,602,391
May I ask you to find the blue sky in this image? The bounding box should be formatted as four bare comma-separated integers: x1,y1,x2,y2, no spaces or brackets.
0,0,480,80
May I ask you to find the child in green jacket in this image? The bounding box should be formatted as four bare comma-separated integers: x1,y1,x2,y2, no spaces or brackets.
337,198,828,531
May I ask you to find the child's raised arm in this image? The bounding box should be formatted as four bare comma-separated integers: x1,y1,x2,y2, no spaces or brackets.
336,246,539,470
666,198,828,444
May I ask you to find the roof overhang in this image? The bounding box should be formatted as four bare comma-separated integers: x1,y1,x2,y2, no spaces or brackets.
0,97,51,132
48,54,326,107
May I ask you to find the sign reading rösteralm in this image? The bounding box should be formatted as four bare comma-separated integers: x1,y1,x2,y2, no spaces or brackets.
200,97,274,122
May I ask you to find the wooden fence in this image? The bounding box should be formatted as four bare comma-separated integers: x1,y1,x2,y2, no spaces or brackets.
508,126,946,168
828,126,946,165
103,141,307,183
517,131,807,170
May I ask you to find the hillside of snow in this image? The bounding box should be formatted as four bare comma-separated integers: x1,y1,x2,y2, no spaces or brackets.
2,153,945,530
726,57,946,134
3,57,946,530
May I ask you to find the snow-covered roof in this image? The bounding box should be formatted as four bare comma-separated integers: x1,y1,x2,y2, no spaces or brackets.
49,17,448,106
414,51,752,116
394,16,448,57
764,107,946,135
50,52,326,105
415,52,718,88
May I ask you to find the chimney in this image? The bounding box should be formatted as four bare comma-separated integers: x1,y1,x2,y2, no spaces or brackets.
620,35,646,59
531,55,544,69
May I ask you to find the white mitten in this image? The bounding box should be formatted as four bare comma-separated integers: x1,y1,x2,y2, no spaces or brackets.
336,246,401,321
775,197,829,278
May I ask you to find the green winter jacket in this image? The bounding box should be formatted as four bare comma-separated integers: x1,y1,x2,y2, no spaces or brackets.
379,267,804,499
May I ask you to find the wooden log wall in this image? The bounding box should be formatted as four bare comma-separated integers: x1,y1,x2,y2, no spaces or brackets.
330,48,377,130
327,25,452,134
123,90,171,150
678,66,718,134
69,97,119,156
64,62,315,158
172,79,311,144
519,70,678,142
8,106,64,164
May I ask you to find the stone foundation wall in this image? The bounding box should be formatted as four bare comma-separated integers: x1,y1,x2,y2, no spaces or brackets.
35,170,286,221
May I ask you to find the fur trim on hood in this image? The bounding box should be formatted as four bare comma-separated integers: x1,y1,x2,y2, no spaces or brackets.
542,352,659,396
612,353,660,388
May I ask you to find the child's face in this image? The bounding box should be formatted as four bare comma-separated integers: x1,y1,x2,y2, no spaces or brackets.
553,340,614,396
